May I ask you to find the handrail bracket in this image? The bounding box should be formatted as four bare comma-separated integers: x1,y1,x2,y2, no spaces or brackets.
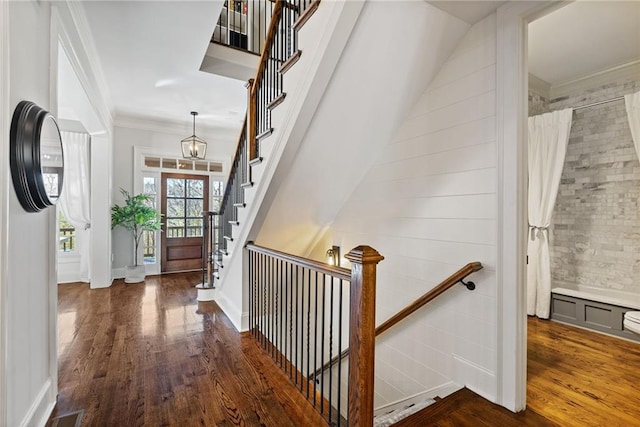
458,278,476,291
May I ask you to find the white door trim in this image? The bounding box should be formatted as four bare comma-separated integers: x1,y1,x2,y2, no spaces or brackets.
495,0,570,411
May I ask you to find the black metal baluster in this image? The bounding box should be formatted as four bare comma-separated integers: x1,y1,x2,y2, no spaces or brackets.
262,253,266,348
249,249,253,334
270,256,275,358
293,264,298,386
288,261,293,379
276,258,281,367
306,268,311,399
284,261,289,377
320,273,325,414
278,260,286,367
298,268,308,392
328,275,334,424
337,278,343,427
313,270,318,407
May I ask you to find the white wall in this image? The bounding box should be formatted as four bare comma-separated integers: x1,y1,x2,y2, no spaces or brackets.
313,14,499,408
5,3,58,425
254,1,470,257
111,120,237,273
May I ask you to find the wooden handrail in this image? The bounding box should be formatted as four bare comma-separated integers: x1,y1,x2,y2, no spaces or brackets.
376,261,483,336
246,242,351,281
311,261,483,380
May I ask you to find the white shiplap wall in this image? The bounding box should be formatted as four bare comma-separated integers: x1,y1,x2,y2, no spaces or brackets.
324,14,499,407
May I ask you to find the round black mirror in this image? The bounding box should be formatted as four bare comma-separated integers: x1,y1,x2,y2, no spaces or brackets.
10,101,65,212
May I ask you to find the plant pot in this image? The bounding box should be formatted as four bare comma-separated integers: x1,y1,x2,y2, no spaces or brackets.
124,264,146,283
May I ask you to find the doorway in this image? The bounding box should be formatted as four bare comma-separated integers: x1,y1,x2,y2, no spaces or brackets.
523,1,640,423
161,173,209,272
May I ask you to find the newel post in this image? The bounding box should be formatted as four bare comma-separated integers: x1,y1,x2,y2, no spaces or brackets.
345,246,384,427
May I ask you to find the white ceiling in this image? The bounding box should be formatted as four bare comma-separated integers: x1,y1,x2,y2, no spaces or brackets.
529,1,640,85
427,1,507,24
81,1,247,132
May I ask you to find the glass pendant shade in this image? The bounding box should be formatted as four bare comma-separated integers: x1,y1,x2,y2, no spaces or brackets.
181,112,207,159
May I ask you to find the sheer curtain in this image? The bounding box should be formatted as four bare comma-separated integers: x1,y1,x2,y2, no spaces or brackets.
527,108,573,318
625,90,640,160
59,130,91,282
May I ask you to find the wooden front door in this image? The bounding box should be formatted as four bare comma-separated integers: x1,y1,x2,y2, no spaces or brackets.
161,173,209,272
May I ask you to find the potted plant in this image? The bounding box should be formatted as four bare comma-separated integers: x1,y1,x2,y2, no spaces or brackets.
111,188,162,283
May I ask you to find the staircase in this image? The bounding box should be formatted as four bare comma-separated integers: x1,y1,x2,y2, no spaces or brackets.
202,0,365,329
199,1,498,426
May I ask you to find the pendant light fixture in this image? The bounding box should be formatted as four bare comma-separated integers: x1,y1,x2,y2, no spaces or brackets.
181,111,207,159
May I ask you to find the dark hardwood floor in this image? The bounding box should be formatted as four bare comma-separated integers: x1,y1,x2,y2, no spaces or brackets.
51,273,325,426
51,274,640,426
527,317,640,426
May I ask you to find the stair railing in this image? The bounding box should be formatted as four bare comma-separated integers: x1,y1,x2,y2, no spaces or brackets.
212,0,275,55
246,242,383,427
311,262,484,382
210,0,321,275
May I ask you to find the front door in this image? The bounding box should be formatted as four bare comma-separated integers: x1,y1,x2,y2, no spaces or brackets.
161,173,209,272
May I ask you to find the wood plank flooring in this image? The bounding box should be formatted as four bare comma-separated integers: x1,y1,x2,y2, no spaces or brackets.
396,317,640,426
51,273,325,426
527,317,640,426
52,274,640,426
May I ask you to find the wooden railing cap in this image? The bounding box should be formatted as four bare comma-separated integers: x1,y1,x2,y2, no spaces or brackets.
345,245,384,265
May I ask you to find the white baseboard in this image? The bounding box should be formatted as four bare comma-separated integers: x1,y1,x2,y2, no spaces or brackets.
214,291,243,332
452,353,497,403
373,381,462,416
19,378,56,427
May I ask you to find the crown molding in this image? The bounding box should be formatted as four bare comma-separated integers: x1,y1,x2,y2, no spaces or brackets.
549,59,640,99
55,1,114,131
528,73,550,98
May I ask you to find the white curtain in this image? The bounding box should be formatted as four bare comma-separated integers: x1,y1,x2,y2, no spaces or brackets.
59,131,91,282
625,91,640,161
527,108,573,318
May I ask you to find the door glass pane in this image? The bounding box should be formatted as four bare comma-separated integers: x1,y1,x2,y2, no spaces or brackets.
187,179,204,198
187,219,203,237
166,219,185,238
186,199,203,217
166,178,185,197
167,198,185,218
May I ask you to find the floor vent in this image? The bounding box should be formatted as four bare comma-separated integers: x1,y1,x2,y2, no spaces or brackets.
374,399,435,427
47,410,84,427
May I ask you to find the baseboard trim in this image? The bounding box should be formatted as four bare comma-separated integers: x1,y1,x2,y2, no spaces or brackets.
19,378,56,427
373,381,461,416
214,291,243,332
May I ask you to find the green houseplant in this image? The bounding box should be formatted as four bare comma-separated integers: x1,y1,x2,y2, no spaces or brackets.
111,188,162,283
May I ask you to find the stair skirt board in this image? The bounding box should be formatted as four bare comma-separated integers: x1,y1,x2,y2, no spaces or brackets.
373,382,462,417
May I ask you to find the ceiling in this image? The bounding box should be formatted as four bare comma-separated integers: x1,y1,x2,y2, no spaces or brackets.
81,1,247,133
529,1,640,85
427,1,507,24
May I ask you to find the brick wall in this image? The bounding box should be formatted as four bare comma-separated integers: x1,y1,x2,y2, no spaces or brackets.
529,76,640,293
